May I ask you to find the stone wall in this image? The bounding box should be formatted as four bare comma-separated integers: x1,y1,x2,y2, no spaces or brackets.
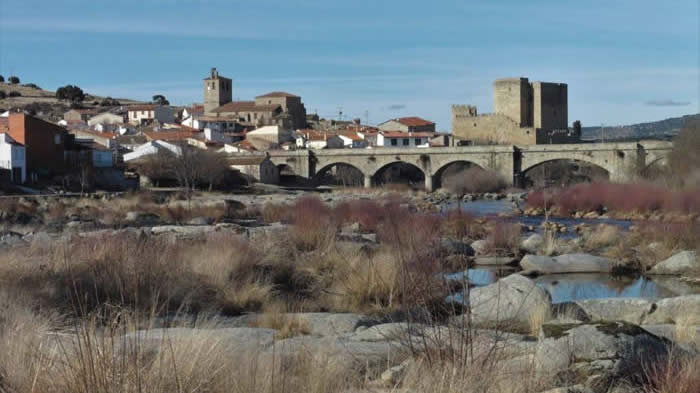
452,108,536,145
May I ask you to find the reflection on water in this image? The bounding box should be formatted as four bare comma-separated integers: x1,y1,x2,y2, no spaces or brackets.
445,267,516,287
534,274,678,303
443,200,634,237
446,271,691,305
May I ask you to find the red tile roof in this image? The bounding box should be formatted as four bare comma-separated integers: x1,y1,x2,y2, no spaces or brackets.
337,130,363,141
212,101,281,113
394,117,435,127
256,91,299,98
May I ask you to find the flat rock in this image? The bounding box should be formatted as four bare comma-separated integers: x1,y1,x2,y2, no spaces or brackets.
643,294,700,325
520,253,613,274
574,298,653,325
648,251,698,275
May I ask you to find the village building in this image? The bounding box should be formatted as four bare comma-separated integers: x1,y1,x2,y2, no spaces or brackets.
245,125,293,150
229,156,279,185
337,130,368,148
219,140,257,154
0,132,26,184
87,112,126,127
127,105,175,125
377,117,436,133
123,140,182,162
68,129,118,149
64,109,99,124
1,113,69,180
200,68,308,129
376,131,432,148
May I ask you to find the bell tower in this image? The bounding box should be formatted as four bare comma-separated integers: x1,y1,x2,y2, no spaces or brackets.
203,67,232,114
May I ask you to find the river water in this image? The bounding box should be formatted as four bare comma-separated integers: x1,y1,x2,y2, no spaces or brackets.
444,200,699,303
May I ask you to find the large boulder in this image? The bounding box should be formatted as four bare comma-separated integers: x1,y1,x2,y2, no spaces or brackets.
648,251,698,275
451,274,552,328
440,238,475,256
520,253,613,274
520,233,544,254
470,239,489,255
535,321,676,388
473,256,517,266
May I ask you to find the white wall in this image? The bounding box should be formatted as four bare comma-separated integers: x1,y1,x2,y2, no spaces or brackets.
0,135,26,183
377,134,429,148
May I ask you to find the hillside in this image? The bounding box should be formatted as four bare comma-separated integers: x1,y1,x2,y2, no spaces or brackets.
581,113,699,141
0,81,144,122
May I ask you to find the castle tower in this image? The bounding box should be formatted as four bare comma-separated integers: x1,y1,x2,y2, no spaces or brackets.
493,77,532,127
203,68,233,114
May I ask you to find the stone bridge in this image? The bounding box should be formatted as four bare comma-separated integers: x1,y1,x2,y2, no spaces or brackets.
254,141,672,191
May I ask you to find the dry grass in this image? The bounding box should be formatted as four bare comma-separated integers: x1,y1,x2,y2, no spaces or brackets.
254,304,312,339
485,221,522,256
673,315,698,349
442,167,508,195
0,303,362,393
527,301,552,336
582,224,621,251
641,350,700,393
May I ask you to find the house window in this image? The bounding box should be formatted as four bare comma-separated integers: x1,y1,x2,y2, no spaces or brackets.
54,134,61,145
415,138,422,145
391,138,397,146
402,138,409,146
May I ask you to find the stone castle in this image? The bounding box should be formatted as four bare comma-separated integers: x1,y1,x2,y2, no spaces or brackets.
452,77,580,145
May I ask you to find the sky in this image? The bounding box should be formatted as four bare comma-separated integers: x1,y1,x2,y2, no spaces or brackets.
0,0,698,130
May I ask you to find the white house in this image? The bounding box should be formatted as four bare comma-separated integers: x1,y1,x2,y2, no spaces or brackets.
88,112,125,127
376,131,433,148
123,140,182,162
229,156,279,185
127,105,175,125
0,133,26,183
247,125,293,145
337,131,368,148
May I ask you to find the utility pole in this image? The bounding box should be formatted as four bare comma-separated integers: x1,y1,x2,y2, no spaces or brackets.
337,106,343,122
364,110,369,126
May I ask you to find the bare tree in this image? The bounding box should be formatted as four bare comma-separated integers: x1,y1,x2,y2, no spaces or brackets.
197,150,229,191
138,151,176,187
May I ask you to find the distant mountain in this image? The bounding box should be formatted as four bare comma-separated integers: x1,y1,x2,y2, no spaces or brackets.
581,113,699,142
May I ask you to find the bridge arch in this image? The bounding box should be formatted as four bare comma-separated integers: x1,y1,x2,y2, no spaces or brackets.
372,160,427,189
521,152,617,176
432,160,487,191
313,161,366,187
521,158,611,188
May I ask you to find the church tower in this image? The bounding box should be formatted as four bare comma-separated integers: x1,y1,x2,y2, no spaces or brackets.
203,68,232,114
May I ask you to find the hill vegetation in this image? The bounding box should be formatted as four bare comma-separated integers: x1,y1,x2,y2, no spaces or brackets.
582,113,700,141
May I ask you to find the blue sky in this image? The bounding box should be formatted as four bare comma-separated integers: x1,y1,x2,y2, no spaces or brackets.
1,0,698,130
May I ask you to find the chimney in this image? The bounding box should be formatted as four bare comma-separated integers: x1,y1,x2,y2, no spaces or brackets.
211,67,218,78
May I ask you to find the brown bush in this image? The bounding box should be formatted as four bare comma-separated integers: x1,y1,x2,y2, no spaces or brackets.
442,167,508,194
485,221,521,256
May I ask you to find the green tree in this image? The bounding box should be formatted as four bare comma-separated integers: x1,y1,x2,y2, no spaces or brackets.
152,94,170,105
0,91,6,99
8,76,20,84
56,85,85,102
8,91,21,97
0,75,4,82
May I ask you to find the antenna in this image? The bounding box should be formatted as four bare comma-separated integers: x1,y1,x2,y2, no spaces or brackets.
364,110,369,126
337,106,343,122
